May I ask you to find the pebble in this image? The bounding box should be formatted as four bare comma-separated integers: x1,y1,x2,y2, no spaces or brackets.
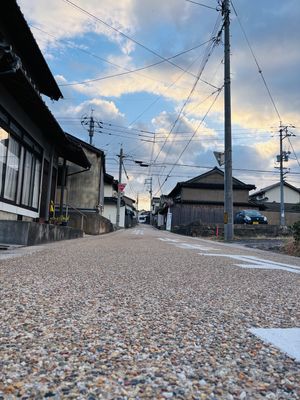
0,227,299,399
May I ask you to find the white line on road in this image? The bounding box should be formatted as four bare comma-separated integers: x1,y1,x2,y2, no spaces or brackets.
158,238,217,251
158,237,300,274
158,238,181,242
131,229,144,235
169,242,219,251
198,253,300,274
250,328,300,362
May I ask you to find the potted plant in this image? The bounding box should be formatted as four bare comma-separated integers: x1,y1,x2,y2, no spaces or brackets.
49,216,60,225
60,215,70,226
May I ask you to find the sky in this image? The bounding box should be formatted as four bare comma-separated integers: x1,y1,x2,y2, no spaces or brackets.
18,0,300,209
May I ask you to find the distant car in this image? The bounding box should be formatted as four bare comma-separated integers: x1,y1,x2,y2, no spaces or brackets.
234,210,268,225
138,215,147,224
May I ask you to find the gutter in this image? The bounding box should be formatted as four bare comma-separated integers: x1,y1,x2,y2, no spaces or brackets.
67,166,91,177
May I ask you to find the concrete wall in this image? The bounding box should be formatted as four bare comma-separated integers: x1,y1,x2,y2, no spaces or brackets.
104,183,117,197
0,211,17,220
66,150,103,210
103,204,125,227
0,221,83,246
68,213,113,235
263,211,300,226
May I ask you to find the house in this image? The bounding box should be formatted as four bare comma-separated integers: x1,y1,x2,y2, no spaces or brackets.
103,173,137,228
0,1,90,244
123,196,137,228
249,181,300,225
55,133,113,234
165,167,256,229
103,173,120,226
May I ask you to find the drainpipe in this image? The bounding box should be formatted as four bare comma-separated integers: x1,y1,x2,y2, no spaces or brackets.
45,147,54,221
59,158,67,216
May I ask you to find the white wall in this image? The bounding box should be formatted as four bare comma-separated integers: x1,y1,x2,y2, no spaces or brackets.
103,204,125,227
266,186,300,203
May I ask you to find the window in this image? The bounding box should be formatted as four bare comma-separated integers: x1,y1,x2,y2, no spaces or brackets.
0,127,8,195
0,114,42,210
4,136,20,201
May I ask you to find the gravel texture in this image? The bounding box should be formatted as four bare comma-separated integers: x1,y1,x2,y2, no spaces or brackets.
0,225,299,399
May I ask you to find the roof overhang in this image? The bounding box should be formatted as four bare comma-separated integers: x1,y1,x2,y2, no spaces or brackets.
0,70,90,168
0,1,62,100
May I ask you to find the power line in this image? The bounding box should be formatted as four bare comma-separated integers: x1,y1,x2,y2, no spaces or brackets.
56,117,279,135
154,88,222,196
288,137,300,168
184,0,217,10
230,0,282,123
62,0,218,88
59,40,215,87
153,14,223,166
128,49,214,127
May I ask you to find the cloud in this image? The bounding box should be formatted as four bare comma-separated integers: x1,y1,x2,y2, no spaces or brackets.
18,0,137,54
17,0,300,206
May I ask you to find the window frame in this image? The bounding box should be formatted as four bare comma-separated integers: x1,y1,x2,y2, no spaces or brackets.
0,106,43,212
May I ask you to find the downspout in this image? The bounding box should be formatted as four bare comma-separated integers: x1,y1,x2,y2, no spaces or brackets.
45,147,54,221
97,156,104,214
59,158,67,216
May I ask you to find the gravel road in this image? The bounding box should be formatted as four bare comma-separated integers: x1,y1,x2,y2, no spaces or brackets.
0,225,299,399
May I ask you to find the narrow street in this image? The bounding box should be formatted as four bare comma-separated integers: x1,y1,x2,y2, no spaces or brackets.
1,226,299,399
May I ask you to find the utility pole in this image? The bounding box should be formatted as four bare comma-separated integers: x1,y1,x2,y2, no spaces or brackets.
116,146,124,229
88,109,95,145
223,0,233,241
81,109,102,146
276,125,293,226
145,177,152,224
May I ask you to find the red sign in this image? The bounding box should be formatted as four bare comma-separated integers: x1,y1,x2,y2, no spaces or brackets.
118,183,126,192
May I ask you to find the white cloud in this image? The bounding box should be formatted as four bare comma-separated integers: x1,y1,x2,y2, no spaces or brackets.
18,0,137,54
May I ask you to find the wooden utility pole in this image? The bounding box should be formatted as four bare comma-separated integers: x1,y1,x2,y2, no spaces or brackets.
88,109,95,145
116,146,123,228
277,125,294,226
223,0,233,241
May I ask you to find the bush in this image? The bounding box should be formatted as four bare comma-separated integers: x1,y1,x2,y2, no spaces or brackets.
291,221,300,242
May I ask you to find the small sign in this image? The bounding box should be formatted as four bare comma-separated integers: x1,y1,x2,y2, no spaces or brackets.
224,212,228,224
213,151,225,166
118,183,126,192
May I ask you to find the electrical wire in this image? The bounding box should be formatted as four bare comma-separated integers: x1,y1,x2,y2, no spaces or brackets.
59,40,216,87
62,0,217,88
153,87,222,196
288,137,300,168
128,48,215,127
230,0,282,124
153,12,223,168
184,0,217,10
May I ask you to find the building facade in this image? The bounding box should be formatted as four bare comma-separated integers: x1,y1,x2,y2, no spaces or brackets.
0,1,89,224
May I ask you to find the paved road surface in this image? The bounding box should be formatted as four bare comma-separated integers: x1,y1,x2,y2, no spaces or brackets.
1,225,299,399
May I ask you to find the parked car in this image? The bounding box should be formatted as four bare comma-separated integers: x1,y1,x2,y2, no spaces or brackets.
234,210,268,225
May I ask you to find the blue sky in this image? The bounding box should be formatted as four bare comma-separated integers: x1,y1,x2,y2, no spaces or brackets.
19,0,300,208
